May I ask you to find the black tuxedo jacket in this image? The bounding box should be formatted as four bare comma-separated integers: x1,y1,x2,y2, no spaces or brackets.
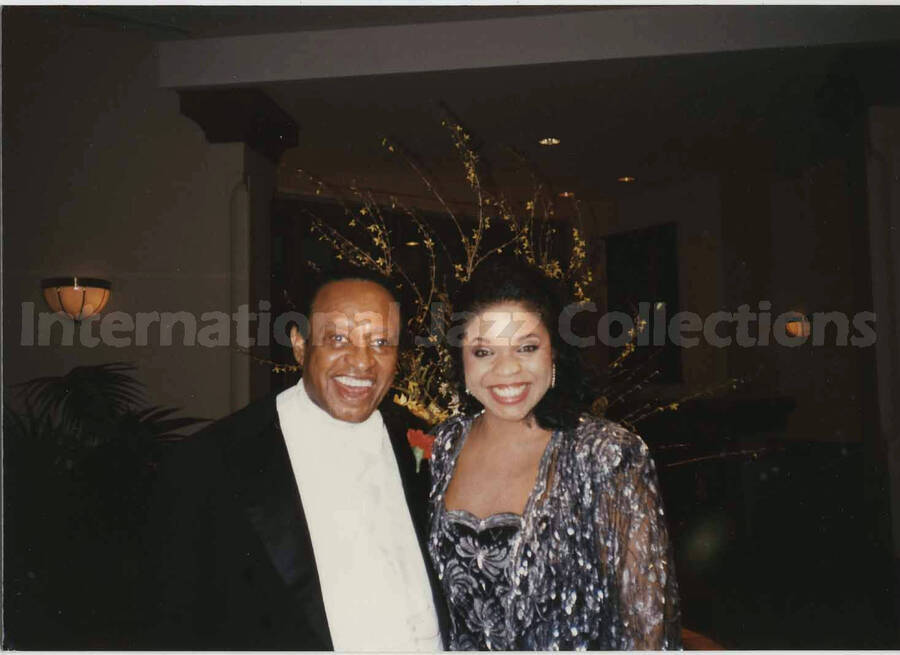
146,392,448,650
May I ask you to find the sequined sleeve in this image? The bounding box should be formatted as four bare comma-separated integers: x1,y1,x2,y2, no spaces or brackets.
427,415,467,508
592,429,682,650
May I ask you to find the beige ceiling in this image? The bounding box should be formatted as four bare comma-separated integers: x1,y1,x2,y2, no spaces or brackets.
269,42,900,210
73,6,602,39
41,6,900,212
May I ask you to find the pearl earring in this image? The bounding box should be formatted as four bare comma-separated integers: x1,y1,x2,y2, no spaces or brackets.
551,363,556,389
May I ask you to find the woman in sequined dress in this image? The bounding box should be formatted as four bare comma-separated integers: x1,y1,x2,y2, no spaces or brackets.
428,259,682,650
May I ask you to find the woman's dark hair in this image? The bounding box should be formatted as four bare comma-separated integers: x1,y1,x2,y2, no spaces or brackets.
449,257,593,431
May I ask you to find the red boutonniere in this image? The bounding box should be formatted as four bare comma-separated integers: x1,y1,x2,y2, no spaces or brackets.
407,429,435,473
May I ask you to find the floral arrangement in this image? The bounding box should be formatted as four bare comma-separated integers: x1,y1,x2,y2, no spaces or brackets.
277,117,750,468
289,118,593,426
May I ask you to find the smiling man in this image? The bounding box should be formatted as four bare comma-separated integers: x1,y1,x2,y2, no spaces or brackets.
148,269,447,651
291,278,401,424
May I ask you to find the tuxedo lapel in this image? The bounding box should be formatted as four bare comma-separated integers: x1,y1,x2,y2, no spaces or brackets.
215,395,446,650
219,398,332,649
382,407,451,645
384,411,426,516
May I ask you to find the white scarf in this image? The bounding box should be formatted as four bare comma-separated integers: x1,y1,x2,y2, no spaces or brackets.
276,381,442,652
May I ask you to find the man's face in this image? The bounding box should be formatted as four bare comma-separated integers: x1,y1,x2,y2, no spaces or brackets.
290,279,400,423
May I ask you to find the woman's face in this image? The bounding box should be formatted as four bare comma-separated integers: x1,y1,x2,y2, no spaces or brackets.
461,300,554,424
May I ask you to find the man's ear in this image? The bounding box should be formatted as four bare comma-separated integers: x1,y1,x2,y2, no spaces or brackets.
290,325,306,366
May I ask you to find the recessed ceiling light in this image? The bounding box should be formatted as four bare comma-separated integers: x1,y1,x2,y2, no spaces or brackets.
538,137,561,146
558,191,575,198
617,176,636,183
404,240,420,247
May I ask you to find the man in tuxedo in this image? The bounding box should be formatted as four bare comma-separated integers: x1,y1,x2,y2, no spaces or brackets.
148,269,446,650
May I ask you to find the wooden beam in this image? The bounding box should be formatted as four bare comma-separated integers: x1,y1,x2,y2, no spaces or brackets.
159,7,900,88
178,88,298,163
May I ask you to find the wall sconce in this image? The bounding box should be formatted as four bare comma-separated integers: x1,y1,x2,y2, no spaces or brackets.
784,312,811,339
41,277,111,320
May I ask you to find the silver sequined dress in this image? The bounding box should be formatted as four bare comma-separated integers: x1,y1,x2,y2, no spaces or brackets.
428,414,682,651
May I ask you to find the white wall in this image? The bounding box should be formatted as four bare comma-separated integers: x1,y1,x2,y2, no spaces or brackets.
609,175,727,389
599,166,873,446
865,106,900,558
769,160,867,442
3,10,246,420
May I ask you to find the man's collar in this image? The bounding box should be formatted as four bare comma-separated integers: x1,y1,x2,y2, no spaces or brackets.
285,380,386,456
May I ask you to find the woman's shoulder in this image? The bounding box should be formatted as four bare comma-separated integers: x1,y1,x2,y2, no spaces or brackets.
427,413,473,495
429,413,472,461
430,412,471,441
564,414,653,474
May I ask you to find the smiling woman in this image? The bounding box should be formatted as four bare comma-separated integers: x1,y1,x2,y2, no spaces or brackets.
460,302,554,425
428,257,682,650
449,258,590,430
